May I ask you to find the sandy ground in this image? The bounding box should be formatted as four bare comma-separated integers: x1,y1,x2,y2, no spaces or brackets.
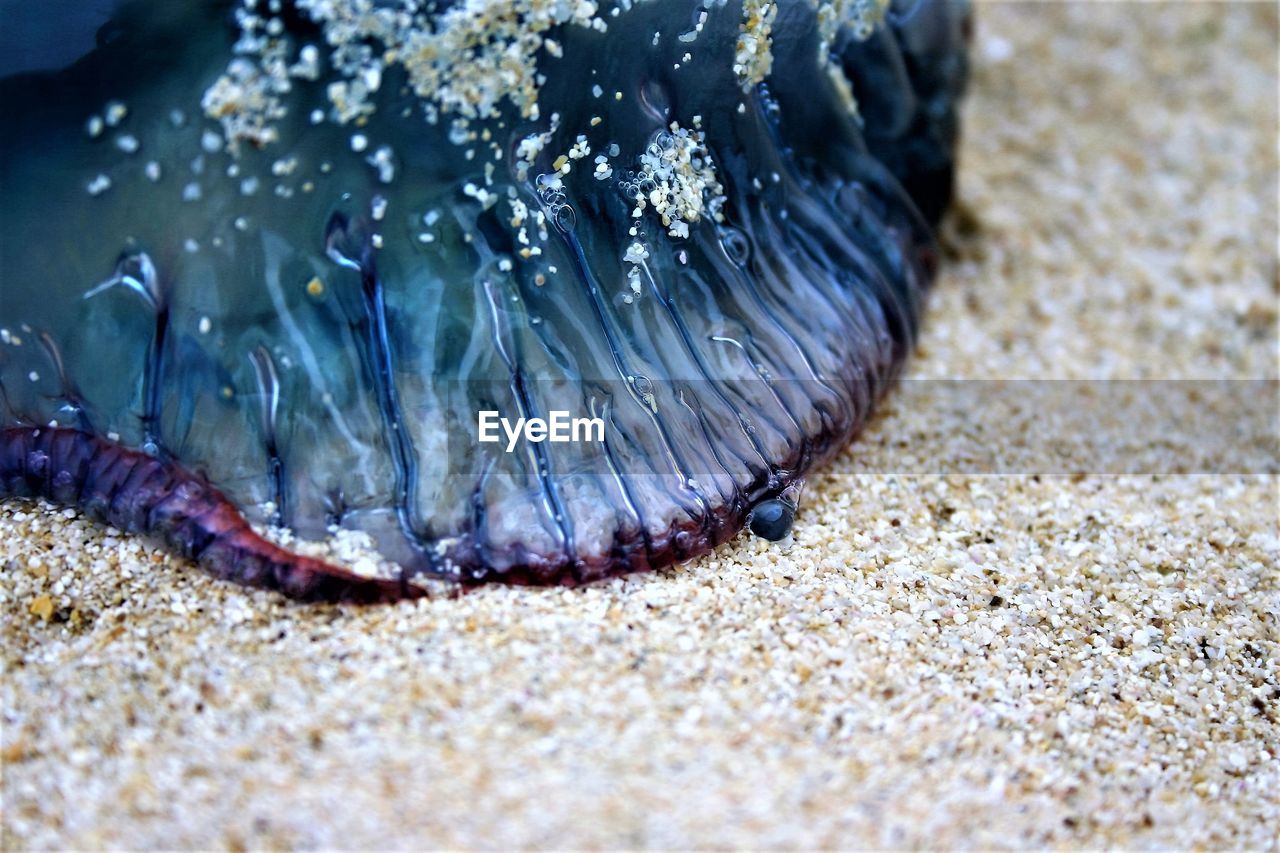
2,3,1277,849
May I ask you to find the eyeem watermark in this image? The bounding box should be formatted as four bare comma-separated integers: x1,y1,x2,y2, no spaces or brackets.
478,410,605,452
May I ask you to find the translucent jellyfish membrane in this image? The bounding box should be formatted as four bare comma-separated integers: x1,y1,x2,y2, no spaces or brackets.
0,0,969,586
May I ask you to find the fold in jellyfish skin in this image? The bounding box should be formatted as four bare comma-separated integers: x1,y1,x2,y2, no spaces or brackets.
0,0,971,599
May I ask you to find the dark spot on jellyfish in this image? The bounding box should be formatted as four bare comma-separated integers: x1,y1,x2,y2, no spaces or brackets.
0,0,970,601
748,498,795,542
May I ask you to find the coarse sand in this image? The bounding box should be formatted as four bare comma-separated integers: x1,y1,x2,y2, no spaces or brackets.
2,3,1277,849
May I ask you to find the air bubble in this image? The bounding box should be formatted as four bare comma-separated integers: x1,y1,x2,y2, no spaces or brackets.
719,227,752,267
639,80,671,122
553,203,577,233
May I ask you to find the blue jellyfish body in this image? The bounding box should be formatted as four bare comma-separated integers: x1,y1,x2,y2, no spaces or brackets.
0,0,969,599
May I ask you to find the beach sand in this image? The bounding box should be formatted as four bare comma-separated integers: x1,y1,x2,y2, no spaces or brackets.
2,3,1277,848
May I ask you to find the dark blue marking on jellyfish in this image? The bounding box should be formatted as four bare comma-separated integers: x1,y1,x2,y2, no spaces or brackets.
0,0,970,601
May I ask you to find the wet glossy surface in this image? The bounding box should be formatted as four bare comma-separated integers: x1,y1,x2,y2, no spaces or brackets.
0,0,968,585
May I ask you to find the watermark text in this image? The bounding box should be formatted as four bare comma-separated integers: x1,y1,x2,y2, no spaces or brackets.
478,410,605,452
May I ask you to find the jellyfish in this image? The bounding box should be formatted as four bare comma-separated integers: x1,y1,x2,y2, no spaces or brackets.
0,0,970,600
